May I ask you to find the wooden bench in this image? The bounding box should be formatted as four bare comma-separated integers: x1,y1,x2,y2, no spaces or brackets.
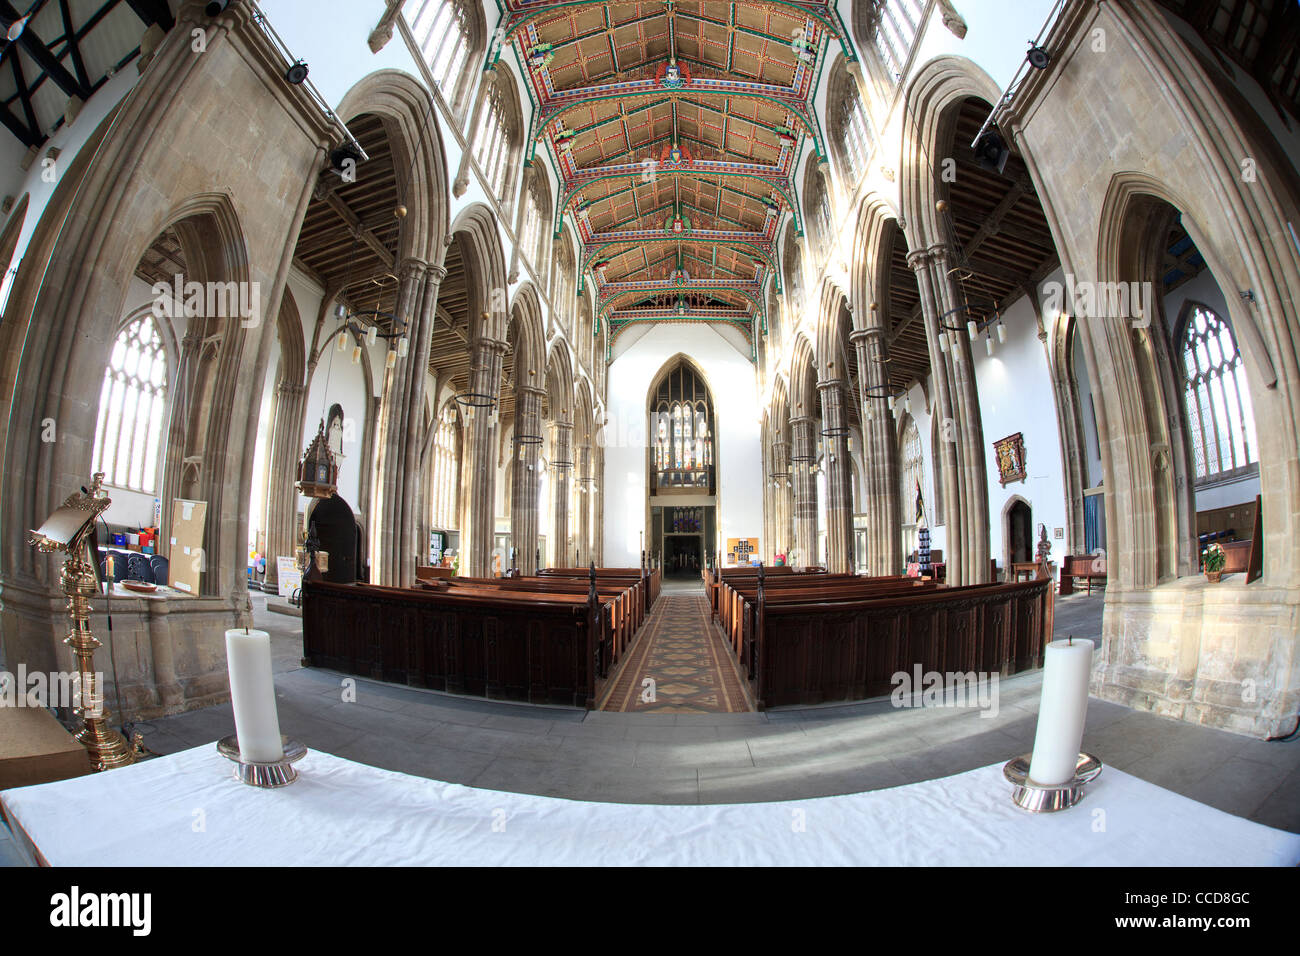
1058,554,1106,595
714,574,939,672
745,575,1055,708
441,574,644,671
304,576,611,708
541,567,661,613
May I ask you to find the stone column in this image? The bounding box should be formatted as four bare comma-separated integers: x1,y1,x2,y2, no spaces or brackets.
552,421,573,566
926,245,990,584
369,260,440,586
790,415,818,567
771,438,793,557
464,328,509,577
261,381,306,591
576,442,592,565
910,248,965,584
511,384,545,574
818,379,854,573
158,328,202,559
852,326,901,575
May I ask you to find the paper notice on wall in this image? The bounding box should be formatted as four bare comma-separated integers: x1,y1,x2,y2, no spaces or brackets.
277,557,302,599
168,499,206,595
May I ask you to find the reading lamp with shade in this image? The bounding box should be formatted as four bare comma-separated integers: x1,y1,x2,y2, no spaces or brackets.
27,473,138,771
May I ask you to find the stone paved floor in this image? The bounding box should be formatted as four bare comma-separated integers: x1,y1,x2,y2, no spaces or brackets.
3,586,1296,864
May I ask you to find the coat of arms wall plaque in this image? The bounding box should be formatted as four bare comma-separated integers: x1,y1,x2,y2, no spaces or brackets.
994,433,1027,486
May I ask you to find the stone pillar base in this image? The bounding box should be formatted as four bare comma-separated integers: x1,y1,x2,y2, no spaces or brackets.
1092,579,1300,738
0,578,248,722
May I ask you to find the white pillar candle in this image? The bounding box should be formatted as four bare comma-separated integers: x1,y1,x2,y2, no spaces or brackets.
1027,638,1094,786
224,628,284,763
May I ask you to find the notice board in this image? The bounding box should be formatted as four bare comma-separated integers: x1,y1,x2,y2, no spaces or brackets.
168,499,207,594
726,538,759,565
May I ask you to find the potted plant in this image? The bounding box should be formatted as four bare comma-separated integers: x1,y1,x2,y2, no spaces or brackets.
1202,543,1226,583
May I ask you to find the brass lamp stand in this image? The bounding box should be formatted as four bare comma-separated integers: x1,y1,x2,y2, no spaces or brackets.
28,473,137,771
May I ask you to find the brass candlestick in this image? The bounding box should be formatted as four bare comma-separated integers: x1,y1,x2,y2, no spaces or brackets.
29,473,137,771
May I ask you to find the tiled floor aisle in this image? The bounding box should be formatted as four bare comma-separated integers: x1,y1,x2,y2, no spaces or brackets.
600,593,751,713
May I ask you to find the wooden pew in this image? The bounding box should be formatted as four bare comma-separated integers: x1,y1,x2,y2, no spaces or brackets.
703,565,815,619
719,568,1054,709
303,577,609,707
1058,554,1106,595
716,575,937,672
440,575,643,671
540,567,661,612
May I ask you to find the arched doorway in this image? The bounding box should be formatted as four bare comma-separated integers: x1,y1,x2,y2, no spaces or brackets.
1003,496,1033,575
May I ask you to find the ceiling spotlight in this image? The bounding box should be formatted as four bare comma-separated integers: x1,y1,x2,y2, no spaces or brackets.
330,141,364,175
974,130,1010,176
285,60,309,85
2,14,28,41
204,0,230,16
1026,45,1051,71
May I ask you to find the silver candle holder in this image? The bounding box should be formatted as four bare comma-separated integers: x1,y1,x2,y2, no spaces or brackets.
217,735,308,788
1003,752,1103,812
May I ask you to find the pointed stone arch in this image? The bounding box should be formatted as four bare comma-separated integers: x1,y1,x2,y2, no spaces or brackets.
336,69,451,270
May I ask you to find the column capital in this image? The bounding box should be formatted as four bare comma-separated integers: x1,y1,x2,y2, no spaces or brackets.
816,378,847,392
426,264,448,285
397,257,430,280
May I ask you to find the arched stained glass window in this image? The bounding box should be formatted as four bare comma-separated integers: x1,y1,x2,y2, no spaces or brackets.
91,314,168,493
855,0,925,91
651,363,715,491
836,83,875,184
430,403,461,529
409,0,478,114
1179,303,1258,482
899,417,923,526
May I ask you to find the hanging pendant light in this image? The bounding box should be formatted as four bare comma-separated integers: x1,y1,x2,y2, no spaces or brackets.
336,331,348,352
397,336,409,358
985,333,994,357
366,326,378,348
996,320,1007,344
351,345,362,365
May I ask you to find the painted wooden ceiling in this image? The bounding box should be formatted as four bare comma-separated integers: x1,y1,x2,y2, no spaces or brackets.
499,0,855,346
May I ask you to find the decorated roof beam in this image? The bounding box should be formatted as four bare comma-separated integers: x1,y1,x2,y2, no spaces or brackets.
559,129,797,179
529,84,823,164
597,279,764,317
582,235,775,278
496,0,853,57
559,167,798,238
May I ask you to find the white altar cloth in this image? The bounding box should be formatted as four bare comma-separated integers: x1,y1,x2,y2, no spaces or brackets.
3,744,1297,866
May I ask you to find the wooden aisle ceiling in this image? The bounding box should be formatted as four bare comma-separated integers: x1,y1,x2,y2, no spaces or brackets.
1154,0,1300,117
0,0,173,149
502,1,854,352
